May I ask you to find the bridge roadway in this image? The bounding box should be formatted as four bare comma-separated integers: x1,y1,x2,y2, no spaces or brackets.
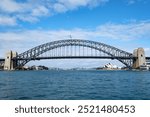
13,56,135,60
146,57,150,62
1,56,150,61
0,58,4,61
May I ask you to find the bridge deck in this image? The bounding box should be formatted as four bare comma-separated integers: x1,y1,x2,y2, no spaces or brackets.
0,58,5,61
146,57,150,59
14,56,136,60
1,56,150,61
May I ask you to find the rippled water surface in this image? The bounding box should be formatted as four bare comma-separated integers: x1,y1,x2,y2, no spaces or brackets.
0,70,150,100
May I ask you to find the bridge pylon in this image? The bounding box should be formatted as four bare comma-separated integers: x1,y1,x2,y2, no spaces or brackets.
132,48,146,69
4,51,18,70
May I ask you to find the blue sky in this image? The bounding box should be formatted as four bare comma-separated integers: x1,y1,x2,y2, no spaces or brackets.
0,0,150,68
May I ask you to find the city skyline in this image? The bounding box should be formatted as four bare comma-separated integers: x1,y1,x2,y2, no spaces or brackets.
0,0,150,68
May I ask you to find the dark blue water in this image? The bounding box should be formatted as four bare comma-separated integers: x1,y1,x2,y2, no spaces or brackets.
0,70,150,100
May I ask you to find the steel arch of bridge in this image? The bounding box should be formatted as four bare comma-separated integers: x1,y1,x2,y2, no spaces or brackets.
16,39,134,68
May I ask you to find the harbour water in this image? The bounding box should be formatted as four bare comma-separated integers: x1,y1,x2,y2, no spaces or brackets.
0,70,150,100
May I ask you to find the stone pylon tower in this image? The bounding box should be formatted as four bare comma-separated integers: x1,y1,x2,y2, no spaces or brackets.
4,51,18,70
132,48,146,69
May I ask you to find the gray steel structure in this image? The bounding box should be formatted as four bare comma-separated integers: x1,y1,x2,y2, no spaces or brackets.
146,57,150,63
15,39,135,68
0,58,5,61
0,59,4,66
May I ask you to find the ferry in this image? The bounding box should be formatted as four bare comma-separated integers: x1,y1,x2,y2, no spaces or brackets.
140,62,150,71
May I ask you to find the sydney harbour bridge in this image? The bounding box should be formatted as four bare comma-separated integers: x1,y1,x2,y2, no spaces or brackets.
0,39,150,70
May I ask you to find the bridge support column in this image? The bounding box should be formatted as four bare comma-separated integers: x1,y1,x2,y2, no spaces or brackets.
4,51,18,70
132,48,146,69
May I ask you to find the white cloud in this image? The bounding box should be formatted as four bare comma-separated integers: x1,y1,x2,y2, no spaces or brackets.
0,15,17,26
53,3,67,13
16,14,39,23
126,0,147,5
32,6,49,16
53,0,109,13
127,0,136,4
0,0,23,13
0,0,109,26
145,48,150,51
144,48,150,56
96,21,150,40
0,20,150,52
58,0,88,8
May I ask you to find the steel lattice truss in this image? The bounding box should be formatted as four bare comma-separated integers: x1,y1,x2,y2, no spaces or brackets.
146,57,150,63
0,61,4,65
15,39,135,68
0,61,4,68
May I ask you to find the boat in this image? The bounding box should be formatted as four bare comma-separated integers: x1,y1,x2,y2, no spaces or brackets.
140,65,149,70
140,62,150,71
